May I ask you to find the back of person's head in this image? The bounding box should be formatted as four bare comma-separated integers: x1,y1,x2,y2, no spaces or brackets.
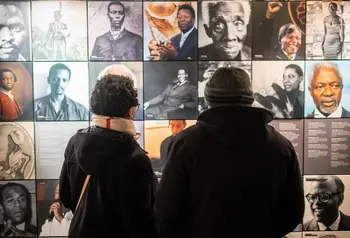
204,66,254,108
90,74,139,119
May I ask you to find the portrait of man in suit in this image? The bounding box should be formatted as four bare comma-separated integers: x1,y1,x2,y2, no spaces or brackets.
147,4,197,61
303,176,350,231
0,182,37,237
306,62,350,118
160,120,186,172
199,1,252,61
90,1,142,61
144,68,197,120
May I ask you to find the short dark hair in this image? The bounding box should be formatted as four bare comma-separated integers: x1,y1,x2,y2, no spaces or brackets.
48,63,71,79
0,183,32,224
108,1,125,13
90,74,139,118
178,4,195,19
0,69,17,82
333,176,345,194
285,64,303,78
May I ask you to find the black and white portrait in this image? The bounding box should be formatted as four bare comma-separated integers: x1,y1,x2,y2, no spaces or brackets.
35,121,88,179
253,2,306,60
303,175,350,231
198,1,252,61
306,1,350,60
89,1,142,61
0,122,35,180
303,231,350,238
252,61,305,119
0,62,33,122
36,180,72,237
31,1,87,61
89,62,143,120
0,1,31,61
33,62,90,121
144,62,198,120
0,180,37,237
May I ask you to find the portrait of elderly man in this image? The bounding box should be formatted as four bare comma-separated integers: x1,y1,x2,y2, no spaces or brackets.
254,2,304,60
306,62,350,118
0,182,37,237
0,3,30,61
34,63,89,121
303,175,350,231
90,1,142,61
198,1,252,61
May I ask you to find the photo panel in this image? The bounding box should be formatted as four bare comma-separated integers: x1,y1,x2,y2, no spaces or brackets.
88,1,143,61
252,61,305,119
0,180,37,237
269,119,304,172
285,232,302,238
36,179,73,237
305,61,350,118
303,175,350,231
31,1,87,61
33,62,90,121
134,121,144,149
0,122,35,180
306,1,350,60
143,1,198,61
88,61,144,120
304,118,350,175
144,120,196,176
303,231,350,238
198,1,252,61
252,1,306,60
144,61,198,120
0,62,33,121
35,121,89,179
198,61,252,114
0,1,31,62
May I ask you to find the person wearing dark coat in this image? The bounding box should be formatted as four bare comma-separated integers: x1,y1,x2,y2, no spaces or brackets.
59,74,159,238
155,66,305,238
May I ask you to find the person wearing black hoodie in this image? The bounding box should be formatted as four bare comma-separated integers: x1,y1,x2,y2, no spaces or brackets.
58,74,159,238
155,67,305,238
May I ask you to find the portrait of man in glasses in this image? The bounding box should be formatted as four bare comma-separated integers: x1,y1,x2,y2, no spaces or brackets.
303,175,350,231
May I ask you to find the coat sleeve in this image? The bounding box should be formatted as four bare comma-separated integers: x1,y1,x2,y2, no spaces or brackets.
155,136,190,238
120,153,159,238
275,143,305,237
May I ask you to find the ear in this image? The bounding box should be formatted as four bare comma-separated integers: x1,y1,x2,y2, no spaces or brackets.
47,77,50,83
204,24,211,38
128,107,137,119
338,193,344,206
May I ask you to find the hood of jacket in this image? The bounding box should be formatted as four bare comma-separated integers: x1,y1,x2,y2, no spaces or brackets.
196,106,274,147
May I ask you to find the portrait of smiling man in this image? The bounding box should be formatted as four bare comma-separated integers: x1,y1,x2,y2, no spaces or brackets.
198,1,252,61
0,2,30,61
306,61,350,118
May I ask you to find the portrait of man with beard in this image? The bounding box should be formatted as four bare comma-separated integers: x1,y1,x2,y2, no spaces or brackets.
305,61,350,118
198,1,252,61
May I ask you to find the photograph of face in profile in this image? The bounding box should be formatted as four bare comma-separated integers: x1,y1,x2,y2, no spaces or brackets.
303,175,350,231
0,2,31,62
0,180,37,237
306,1,348,60
0,63,33,122
89,1,143,61
198,1,252,61
305,61,350,118
143,2,198,61
0,122,35,180
253,1,306,60
252,61,304,119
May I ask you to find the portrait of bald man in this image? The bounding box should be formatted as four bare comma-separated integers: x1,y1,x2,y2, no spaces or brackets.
305,61,350,118
0,2,31,61
88,62,143,120
198,1,252,61
303,175,350,231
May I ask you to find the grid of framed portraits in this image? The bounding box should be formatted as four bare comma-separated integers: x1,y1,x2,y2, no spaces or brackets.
1,0,350,237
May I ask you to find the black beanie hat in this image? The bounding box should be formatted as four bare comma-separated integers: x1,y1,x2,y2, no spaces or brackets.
204,66,255,108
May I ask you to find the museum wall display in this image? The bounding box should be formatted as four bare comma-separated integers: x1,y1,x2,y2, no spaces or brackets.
0,0,349,237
